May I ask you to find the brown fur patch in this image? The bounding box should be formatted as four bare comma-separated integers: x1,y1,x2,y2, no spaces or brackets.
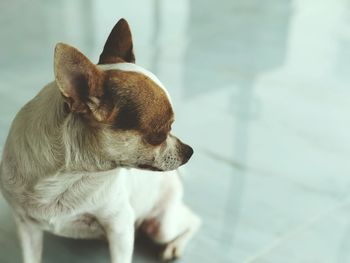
103,70,174,144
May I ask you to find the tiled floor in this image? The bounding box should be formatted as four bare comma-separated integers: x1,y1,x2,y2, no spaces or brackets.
1,0,350,262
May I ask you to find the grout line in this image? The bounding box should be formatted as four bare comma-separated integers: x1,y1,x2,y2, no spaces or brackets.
198,147,246,170
244,197,350,263
198,147,344,199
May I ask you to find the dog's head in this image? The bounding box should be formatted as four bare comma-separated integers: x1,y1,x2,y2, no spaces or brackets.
54,19,193,172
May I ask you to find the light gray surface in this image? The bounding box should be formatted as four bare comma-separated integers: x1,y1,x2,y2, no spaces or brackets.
1,0,350,262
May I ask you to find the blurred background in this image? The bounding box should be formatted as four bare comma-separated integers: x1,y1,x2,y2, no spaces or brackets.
1,0,350,262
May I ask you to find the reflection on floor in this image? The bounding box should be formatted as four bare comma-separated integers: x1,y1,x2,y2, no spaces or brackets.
1,0,350,262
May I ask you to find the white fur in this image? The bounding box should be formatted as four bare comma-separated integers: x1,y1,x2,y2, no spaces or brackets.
97,63,173,105
13,166,200,263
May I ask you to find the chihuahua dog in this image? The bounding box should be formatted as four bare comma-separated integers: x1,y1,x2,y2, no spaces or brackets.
0,19,200,263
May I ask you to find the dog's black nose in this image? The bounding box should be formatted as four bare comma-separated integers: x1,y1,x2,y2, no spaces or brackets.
182,144,194,164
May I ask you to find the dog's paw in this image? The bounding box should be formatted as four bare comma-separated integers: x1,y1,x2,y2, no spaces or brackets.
161,241,183,261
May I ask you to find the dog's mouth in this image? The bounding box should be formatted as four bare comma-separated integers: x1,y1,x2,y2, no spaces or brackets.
138,164,164,172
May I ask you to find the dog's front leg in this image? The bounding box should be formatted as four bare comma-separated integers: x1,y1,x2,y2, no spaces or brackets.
14,215,43,263
100,204,135,263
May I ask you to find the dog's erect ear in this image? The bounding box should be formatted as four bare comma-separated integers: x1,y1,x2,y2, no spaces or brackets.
98,18,135,64
54,43,106,117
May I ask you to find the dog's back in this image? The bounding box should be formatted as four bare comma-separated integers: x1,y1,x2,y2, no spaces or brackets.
0,84,65,202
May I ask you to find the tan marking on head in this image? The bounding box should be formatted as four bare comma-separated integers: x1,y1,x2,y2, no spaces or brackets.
97,63,173,106
104,70,174,144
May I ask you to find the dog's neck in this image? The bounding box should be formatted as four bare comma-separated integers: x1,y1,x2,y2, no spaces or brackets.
61,117,117,173
50,83,117,173
6,82,117,180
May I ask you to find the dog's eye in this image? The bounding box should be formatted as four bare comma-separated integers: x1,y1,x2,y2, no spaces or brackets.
145,133,167,146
